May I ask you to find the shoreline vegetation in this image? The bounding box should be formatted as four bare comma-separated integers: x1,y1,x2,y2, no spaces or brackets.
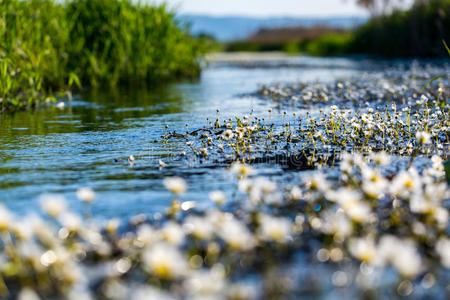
0,0,207,113
221,0,449,58
0,0,448,114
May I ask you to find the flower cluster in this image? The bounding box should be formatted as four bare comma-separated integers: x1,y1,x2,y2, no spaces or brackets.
1,71,449,298
258,66,448,109
0,151,448,299
166,93,448,171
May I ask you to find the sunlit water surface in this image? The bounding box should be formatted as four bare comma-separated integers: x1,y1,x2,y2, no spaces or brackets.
0,56,442,220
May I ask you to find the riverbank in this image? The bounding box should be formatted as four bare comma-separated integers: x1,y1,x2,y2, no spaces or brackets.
0,0,205,113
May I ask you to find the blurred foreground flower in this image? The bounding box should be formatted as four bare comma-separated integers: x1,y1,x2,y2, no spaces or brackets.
76,187,96,203
164,177,187,195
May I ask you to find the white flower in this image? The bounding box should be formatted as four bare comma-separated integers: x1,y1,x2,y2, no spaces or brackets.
431,155,443,165
159,159,166,168
349,237,377,264
253,177,277,195
222,129,234,140
239,177,281,205
345,202,371,223
218,218,255,251
361,166,387,199
183,216,214,240
161,222,185,246
231,162,255,177
18,288,41,300
11,218,34,240
185,268,225,296
163,177,187,195
378,236,421,278
28,216,55,245
433,207,449,228
105,218,120,234
0,205,12,231
370,151,390,165
258,214,291,243
40,195,67,217
59,212,82,233
305,172,329,192
290,186,302,201
199,148,208,156
209,190,226,205
436,238,450,268
327,188,369,222
136,224,158,247
390,169,421,198
321,210,352,238
326,187,359,204
362,181,384,199
142,242,188,279
76,187,96,203
409,191,429,213
416,131,431,144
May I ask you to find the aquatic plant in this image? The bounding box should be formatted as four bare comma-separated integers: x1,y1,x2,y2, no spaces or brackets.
165,81,448,171
0,61,449,298
0,152,448,299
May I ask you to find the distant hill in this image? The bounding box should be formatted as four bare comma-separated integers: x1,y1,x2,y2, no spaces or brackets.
248,26,347,43
177,14,367,41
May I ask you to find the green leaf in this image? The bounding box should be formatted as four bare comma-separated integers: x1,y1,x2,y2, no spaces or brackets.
443,40,450,56
420,76,443,91
235,117,243,127
68,72,82,89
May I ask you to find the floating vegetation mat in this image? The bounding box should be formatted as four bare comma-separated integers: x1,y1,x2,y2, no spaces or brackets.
1,66,449,299
165,91,449,170
257,64,449,109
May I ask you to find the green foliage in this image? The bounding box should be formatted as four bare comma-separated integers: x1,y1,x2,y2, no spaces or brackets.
303,34,354,56
283,40,302,54
0,0,204,113
224,34,354,57
444,40,450,55
350,0,450,57
223,0,449,58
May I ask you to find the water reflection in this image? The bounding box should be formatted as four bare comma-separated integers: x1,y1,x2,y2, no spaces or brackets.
0,85,190,139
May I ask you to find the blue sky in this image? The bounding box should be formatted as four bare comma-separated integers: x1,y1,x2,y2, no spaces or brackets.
151,0,370,17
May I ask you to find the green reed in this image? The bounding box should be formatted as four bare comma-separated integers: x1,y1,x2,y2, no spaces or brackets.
0,0,205,113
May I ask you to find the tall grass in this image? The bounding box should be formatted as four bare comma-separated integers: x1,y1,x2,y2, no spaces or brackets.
0,0,204,113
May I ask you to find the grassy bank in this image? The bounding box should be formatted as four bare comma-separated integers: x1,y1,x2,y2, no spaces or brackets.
0,0,205,113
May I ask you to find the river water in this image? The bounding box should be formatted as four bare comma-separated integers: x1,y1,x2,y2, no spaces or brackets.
0,56,440,220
